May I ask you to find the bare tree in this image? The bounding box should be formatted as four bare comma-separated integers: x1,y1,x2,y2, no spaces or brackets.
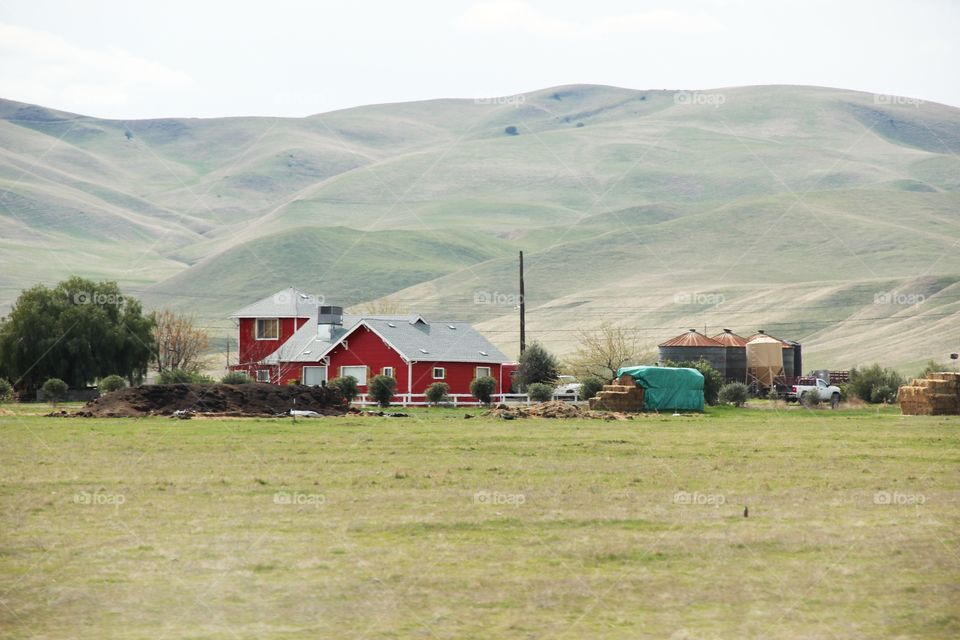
568,323,649,381
152,310,210,373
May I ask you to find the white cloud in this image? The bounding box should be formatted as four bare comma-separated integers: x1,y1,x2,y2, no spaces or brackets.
456,1,724,37
0,22,192,113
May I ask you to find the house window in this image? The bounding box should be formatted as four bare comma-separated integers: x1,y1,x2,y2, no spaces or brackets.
256,318,279,340
382,367,394,378
302,366,328,386
256,369,270,383
433,367,445,380
340,365,368,385
475,366,492,379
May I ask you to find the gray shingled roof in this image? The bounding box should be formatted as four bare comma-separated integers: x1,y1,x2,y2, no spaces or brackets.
229,287,323,318
235,290,511,364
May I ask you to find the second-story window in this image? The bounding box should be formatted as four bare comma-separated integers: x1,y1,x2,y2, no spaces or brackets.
256,318,279,340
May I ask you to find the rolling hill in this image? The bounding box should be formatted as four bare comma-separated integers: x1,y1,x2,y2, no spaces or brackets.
1,84,958,372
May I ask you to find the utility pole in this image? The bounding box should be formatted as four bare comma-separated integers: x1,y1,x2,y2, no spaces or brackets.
519,250,526,354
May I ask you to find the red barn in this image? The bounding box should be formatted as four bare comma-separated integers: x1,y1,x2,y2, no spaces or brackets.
230,289,516,404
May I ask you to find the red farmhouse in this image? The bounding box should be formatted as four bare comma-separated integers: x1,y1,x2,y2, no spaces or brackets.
230,289,514,402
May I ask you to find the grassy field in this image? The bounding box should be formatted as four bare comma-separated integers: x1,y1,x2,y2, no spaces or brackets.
1,403,958,639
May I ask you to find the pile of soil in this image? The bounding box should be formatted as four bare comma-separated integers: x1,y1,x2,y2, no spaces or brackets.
71,383,348,418
483,400,634,420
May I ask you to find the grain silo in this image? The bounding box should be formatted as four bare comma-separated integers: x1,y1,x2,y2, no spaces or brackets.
711,329,748,384
747,330,795,380
746,334,784,389
658,329,726,377
784,340,802,380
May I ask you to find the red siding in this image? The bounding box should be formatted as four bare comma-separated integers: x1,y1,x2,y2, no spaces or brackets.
236,317,307,366
409,361,506,396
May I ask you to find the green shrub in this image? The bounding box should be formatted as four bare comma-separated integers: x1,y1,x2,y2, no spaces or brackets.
0,378,14,403
527,382,554,402
221,371,253,385
800,389,821,408
368,375,397,407
518,342,560,388
157,369,214,384
42,378,68,405
718,382,749,407
328,376,359,403
579,376,604,401
470,376,497,405
849,364,904,404
98,375,126,394
426,381,450,406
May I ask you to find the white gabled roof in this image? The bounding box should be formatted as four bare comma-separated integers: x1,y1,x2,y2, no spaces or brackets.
230,288,321,319
260,315,510,365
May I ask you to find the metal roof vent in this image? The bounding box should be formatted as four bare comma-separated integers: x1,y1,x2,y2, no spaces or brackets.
479,350,488,356
419,348,429,354
387,322,397,328
448,324,457,330
317,305,343,326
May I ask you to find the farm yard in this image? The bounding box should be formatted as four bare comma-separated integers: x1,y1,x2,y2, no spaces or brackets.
1,404,957,639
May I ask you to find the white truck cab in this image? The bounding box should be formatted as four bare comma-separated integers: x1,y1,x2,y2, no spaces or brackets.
790,378,842,408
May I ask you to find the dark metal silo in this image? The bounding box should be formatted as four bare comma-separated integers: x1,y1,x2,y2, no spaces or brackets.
711,329,748,383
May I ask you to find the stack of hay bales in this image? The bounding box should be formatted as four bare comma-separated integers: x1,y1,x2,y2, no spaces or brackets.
589,374,645,412
899,372,960,415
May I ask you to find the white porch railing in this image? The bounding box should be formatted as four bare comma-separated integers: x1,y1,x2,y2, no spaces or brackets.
353,393,532,407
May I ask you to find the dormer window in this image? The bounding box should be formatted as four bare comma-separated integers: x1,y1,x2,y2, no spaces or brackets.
255,318,279,340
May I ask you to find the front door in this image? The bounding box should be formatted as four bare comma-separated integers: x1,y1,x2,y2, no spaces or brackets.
302,366,328,386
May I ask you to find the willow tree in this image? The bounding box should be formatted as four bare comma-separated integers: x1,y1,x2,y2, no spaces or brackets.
0,277,154,393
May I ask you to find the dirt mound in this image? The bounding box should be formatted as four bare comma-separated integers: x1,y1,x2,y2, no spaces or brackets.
73,383,348,418
483,400,634,420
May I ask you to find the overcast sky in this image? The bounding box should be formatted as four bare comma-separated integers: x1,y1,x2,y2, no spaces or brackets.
1,0,957,119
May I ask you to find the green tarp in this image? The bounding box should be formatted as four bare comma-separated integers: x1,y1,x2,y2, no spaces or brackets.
616,366,705,412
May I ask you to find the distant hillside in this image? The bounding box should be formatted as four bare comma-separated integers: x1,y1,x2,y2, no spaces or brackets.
1,84,958,372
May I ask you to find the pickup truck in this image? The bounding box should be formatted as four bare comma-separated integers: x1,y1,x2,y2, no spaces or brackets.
788,378,842,408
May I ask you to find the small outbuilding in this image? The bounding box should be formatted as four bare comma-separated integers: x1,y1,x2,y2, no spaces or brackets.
616,365,705,412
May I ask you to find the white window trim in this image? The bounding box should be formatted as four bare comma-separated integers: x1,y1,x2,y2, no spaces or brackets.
255,317,280,341
382,366,394,378
340,365,369,386
433,367,446,380
475,366,492,379
256,369,271,382
302,365,328,386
